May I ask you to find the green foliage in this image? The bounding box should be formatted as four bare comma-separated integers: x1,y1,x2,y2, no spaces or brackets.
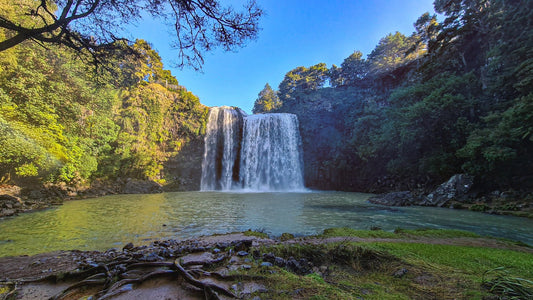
252,83,281,114
279,233,295,241
367,32,418,75
109,82,206,180
0,38,113,183
0,5,206,186
482,267,533,299
243,229,269,239
331,51,369,86
278,63,329,102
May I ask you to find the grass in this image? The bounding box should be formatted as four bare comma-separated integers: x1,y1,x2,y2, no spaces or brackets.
235,228,533,299
393,228,481,238
243,229,269,239
0,285,10,295
244,227,484,241
365,242,533,278
320,227,481,239
482,267,533,299
321,227,397,238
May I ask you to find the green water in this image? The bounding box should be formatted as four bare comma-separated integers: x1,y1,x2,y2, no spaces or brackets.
0,191,532,257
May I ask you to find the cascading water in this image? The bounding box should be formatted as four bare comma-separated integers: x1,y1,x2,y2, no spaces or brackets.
200,107,244,191
239,113,304,191
200,107,305,192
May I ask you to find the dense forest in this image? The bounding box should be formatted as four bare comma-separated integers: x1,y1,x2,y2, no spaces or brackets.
254,0,533,194
0,2,208,192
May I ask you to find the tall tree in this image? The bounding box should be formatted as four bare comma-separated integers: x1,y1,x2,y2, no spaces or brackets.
0,0,263,69
335,51,369,87
278,63,328,101
410,12,438,56
252,83,280,114
367,32,417,75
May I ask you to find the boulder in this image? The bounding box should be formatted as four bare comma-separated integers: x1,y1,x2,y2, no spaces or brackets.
422,174,474,207
368,191,416,206
121,179,163,194
0,193,24,217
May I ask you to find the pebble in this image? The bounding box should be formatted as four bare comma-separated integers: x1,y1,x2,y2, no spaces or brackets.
261,262,273,267
237,250,249,257
274,257,286,267
122,242,134,251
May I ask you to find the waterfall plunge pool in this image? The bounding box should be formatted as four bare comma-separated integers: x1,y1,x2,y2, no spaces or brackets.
1,191,532,257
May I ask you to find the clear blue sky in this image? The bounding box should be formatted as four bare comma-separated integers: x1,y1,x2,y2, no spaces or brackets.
129,0,436,113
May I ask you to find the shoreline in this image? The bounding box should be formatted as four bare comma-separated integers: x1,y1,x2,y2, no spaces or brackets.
1,230,532,299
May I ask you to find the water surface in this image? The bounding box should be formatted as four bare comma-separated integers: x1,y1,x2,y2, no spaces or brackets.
0,191,532,257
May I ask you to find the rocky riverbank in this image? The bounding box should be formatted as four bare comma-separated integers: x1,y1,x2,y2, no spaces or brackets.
1,229,531,299
368,174,533,219
0,179,164,218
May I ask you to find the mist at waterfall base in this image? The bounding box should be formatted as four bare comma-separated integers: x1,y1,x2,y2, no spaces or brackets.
200,107,306,192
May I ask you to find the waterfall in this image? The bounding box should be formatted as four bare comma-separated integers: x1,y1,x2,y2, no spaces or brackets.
200,107,305,192
200,107,244,191
240,114,305,191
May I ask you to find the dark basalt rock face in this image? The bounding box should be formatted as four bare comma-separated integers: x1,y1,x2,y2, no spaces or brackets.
422,174,474,207
367,174,475,208
121,178,163,194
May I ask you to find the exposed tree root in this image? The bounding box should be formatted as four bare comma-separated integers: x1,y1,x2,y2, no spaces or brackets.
97,269,177,300
174,258,237,299
51,278,107,300
2,237,272,299
0,282,17,300
35,253,243,299
181,254,228,267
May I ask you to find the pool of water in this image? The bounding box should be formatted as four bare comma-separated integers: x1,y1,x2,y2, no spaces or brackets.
0,191,532,257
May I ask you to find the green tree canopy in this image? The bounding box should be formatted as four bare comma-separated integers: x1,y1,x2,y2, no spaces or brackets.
278,63,329,101
333,51,369,87
252,83,281,114
0,3,207,186
367,31,417,74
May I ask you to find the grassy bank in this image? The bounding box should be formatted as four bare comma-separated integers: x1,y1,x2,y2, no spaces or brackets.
240,228,533,299
1,228,531,299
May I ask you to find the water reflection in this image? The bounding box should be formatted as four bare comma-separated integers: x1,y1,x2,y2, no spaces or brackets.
0,191,532,257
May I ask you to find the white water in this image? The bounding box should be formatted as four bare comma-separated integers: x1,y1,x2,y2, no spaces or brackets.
200,107,305,191
200,107,244,190
240,113,305,191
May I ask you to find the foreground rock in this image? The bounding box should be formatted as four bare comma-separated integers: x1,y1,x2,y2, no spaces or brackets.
0,193,23,217
1,231,532,299
421,174,474,207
